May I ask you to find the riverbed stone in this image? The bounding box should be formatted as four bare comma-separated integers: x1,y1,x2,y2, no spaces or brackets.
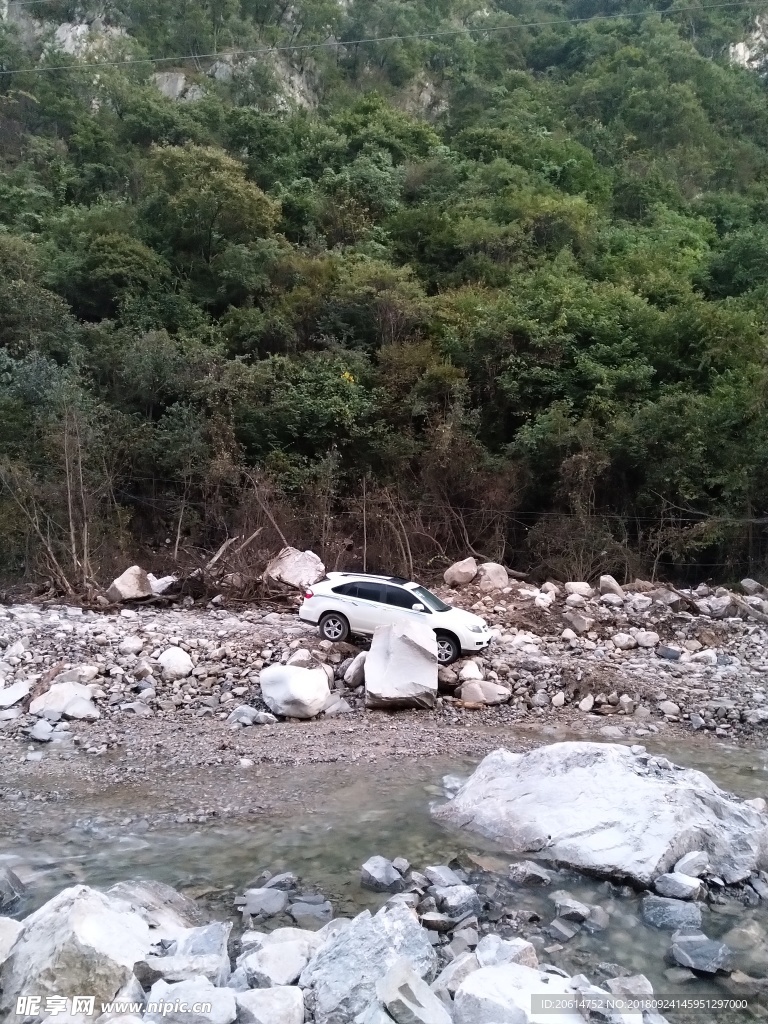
239,887,290,918
144,976,237,1023
29,681,99,720
288,900,333,928
0,885,151,1015
654,872,703,901
666,933,733,974
424,865,463,888
0,681,31,708
136,921,232,987
235,986,304,1024
508,861,551,886
641,895,702,931
107,879,202,938
107,565,153,602
432,742,768,885
260,664,330,719
376,956,453,1024
0,917,22,964
361,856,405,893
241,939,311,987
550,891,592,922
365,623,438,710
299,903,436,1024
433,884,481,918
0,867,25,913
157,646,194,680
600,575,624,598
475,934,538,969
453,963,579,1024
431,951,480,998
477,562,509,591
674,851,708,877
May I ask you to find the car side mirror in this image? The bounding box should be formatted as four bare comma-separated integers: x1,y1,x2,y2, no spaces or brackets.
412,602,425,612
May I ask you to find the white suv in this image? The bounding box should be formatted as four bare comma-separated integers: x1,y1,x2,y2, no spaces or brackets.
298,571,492,664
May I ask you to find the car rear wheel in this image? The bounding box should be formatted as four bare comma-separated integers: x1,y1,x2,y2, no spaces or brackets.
435,632,460,665
319,612,350,643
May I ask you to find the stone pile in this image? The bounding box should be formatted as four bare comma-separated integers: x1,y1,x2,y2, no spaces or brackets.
0,865,681,1024
3,565,768,751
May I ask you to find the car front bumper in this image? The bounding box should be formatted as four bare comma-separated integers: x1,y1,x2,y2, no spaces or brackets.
464,634,493,652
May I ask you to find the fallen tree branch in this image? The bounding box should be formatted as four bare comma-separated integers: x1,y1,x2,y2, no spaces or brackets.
206,536,240,571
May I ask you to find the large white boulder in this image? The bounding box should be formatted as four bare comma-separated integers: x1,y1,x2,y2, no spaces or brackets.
299,903,436,1024
453,963,640,1024
158,647,194,680
476,562,509,591
0,681,31,708
454,963,582,1024
0,917,22,964
29,682,99,720
0,885,151,1015
260,664,330,719
107,879,202,941
236,986,305,1024
144,976,237,1023
432,742,768,885
444,557,478,587
136,922,232,986
364,623,438,710
106,566,153,602
265,547,325,590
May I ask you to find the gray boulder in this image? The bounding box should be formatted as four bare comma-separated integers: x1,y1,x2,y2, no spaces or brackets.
641,896,702,931
0,867,25,913
666,934,733,974
361,856,405,893
299,903,436,1024
433,884,480,918
654,872,703,901
432,742,768,885
238,887,289,918
365,624,438,710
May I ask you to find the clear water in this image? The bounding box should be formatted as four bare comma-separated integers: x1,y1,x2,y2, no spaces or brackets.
3,737,768,1023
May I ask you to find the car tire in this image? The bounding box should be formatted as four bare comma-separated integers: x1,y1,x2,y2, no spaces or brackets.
435,632,460,665
319,612,350,644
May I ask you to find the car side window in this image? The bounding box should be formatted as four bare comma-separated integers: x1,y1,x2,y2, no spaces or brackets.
383,585,420,609
354,582,383,602
331,583,355,596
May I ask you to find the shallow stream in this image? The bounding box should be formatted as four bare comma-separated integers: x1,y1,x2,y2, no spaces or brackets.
3,734,768,1022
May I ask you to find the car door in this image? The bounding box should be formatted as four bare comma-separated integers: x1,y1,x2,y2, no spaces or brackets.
347,581,386,634
381,584,432,632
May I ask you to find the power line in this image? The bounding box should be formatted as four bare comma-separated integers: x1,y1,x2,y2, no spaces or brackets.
0,0,763,75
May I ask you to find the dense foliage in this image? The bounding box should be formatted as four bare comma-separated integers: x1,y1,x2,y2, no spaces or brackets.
2,0,768,585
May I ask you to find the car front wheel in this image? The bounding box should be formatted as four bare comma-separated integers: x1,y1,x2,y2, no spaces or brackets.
435,632,460,665
319,612,350,643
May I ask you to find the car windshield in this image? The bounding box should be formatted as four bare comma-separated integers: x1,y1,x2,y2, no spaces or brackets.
411,585,451,612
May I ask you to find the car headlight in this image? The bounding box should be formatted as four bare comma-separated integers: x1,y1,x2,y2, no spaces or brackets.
469,625,484,634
